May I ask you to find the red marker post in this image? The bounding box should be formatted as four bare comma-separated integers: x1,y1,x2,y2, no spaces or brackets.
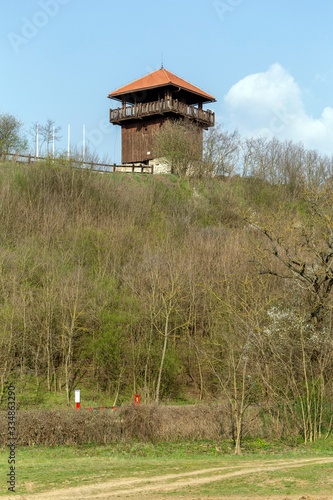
75,389,81,410
134,394,140,406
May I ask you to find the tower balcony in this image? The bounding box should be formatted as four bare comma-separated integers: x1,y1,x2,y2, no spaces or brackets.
109,98,215,128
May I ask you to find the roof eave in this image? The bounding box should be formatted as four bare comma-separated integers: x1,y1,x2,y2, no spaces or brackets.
108,83,216,103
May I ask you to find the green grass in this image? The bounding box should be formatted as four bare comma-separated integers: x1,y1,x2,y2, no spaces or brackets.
175,462,333,498
1,439,333,497
0,376,124,410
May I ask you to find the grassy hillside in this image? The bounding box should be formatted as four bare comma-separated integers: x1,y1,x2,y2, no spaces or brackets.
0,160,332,444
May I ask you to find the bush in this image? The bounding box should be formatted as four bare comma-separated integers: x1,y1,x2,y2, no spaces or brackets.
0,404,272,446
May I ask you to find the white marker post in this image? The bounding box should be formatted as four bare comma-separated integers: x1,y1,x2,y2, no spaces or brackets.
52,126,55,158
75,389,80,410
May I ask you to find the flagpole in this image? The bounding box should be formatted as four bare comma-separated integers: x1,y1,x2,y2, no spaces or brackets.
83,124,85,163
36,123,39,158
67,124,70,159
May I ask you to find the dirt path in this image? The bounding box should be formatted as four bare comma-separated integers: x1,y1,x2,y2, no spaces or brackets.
4,456,333,500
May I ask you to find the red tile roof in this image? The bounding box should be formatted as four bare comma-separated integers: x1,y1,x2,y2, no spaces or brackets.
108,68,216,102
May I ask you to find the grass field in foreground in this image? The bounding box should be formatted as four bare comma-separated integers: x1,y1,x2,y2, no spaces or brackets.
0,439,333,497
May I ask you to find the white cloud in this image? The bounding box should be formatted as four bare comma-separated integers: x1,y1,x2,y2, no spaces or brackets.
224,63,333,155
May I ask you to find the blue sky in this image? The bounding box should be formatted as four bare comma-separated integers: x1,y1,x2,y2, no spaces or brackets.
2,0,333,162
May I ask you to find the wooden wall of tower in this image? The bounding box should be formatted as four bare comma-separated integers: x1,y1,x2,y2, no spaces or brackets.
121,116,168,164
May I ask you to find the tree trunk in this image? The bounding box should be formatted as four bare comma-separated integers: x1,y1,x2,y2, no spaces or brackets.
234,412,242,456
155,311,169,403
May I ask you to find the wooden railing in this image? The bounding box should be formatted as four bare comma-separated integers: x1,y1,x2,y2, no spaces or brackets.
3,153,154,174
110,99,215,126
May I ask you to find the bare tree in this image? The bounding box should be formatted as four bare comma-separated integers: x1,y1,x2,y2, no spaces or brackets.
244,182,333,441
206,272,268,455
29,119,62,157
39,119,62,157
204,126,241,176
241,136,332,192
154,118,204,178
246,185,333,328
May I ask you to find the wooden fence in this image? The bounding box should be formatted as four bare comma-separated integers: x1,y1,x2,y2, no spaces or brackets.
3,153,154,174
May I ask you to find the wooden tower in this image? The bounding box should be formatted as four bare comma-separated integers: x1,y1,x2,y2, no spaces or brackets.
108,68,216,165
